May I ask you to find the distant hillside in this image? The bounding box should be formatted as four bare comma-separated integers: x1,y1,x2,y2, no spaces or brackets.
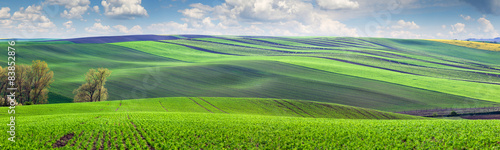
2,35,500,112
466,37,500,43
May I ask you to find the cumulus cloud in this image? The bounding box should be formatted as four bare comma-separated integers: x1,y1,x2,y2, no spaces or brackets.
0,20,13,27
392,20,420,29
63,20,75,32
164,0,360,36
461,0,500,15
477,16,499,37
45,0,91,19
93,5,100,13
85,23,111,32
0,7,11,19
113,25,143,34
63,20,72,28
316,0,360,10
101,0,148,19
450,23,466,35
11,5,56,31
460,14,471,21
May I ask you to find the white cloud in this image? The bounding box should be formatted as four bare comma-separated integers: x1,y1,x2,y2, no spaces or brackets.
441,25,446,29
179,8,205,19
11,5,56,31
316,0,360,10
113,25,143,34
0,20,12,27
85,22,112,32
93,5,100,13
0,7,11,19
63,20,75,32
392,20,420,29
164,0,360,36
477,16,499,38
63,20,72,28
101,0,148,19
450,23,466,35
460,14,471,21
45,0,91,19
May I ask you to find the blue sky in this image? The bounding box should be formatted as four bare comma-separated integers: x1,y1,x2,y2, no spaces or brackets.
0,0,499,39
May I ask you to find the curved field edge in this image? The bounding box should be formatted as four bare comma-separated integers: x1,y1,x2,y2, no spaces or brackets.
0,97,422,119
3,112,500,149
112,41,500,104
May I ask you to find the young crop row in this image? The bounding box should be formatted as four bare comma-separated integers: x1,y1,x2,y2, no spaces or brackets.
2,112,500,149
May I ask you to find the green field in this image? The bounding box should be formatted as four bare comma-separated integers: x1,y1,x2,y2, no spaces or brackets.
4,97,500,149
3,35,500,112
3,35,500,149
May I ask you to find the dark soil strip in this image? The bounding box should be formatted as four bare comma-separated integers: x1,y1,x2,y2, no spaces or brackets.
461,114,500,119
130,121,155,150
92,132,99,150
99,132,105,150
273,100,305,117
71,131,84,147
398,107,500,116
158,101,168,111
115,101,122,111
282,100,314,118
157,41,242,56
120,131,128,150
198,97,228,114
52,133,75,148
189,98,213,113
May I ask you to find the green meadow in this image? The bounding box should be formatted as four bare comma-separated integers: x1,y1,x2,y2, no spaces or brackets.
2,35,500,149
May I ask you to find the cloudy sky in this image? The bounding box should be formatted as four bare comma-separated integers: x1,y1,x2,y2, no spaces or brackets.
0,0,499,39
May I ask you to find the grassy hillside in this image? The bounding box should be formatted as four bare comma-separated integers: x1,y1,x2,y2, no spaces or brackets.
2,35,500,112
3,97,419,119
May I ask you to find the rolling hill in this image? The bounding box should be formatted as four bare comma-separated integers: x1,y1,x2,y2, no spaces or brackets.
2,35,500,112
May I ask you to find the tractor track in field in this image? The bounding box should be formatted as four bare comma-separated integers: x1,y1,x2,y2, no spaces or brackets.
198,97,228,114
282,100,314,118
158,101,168,111
189,98,213,113
91,132,100,150
70,131,84,147
115,101,122,111
52,133,75,148
273,100,305,117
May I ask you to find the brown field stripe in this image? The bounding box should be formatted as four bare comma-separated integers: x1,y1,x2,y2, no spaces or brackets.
198,97,228,114
52,133,75,148
130,121,155,150
282,100,315,118
158,101,168,111
115,101,122,111
189,98,213,113
274,100,305,117
92,131,99,150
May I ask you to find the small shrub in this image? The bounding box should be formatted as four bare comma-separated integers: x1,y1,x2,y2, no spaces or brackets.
432,112,438,117
450,111,458,116
24,102,33,105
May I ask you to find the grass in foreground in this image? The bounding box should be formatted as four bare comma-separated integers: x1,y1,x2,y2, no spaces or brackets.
3,111,500,149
